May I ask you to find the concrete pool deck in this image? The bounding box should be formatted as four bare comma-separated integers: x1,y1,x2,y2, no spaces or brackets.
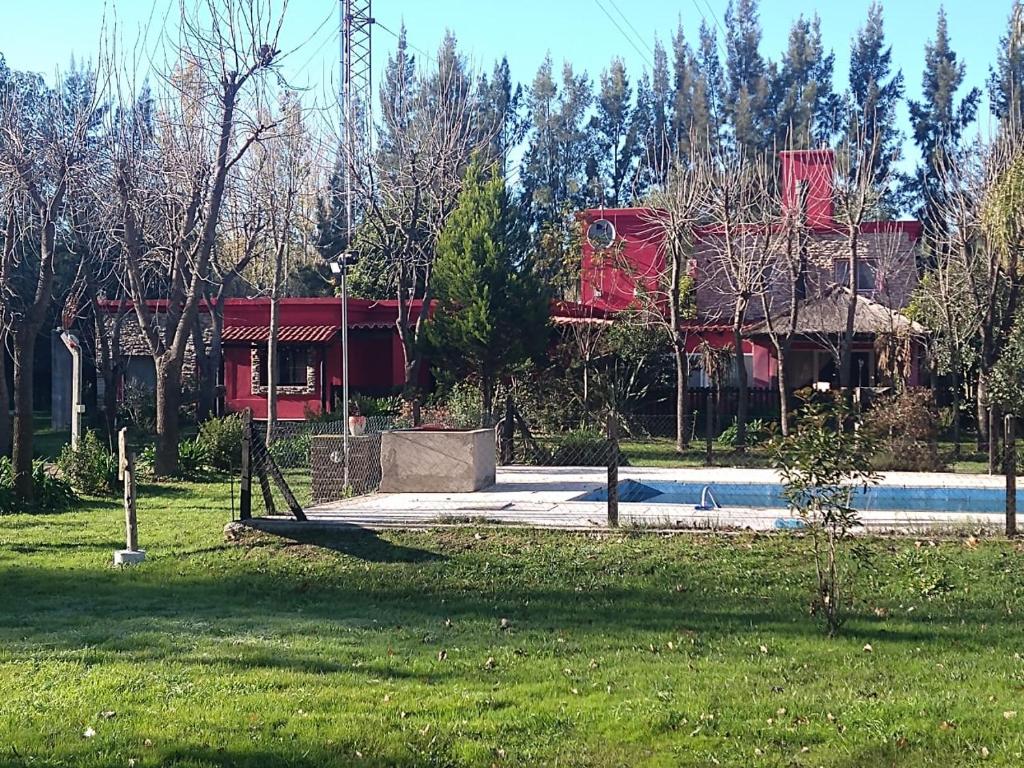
243,466,1016,534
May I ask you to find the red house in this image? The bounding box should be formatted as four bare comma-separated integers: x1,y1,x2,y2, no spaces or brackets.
220,298,431,420
578,149,926,391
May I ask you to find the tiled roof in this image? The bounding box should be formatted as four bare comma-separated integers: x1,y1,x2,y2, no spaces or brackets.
221,325,338,344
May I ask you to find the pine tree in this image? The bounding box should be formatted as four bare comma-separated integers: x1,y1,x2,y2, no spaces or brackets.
988,0,1024,124
670,21,697,159
377,23,417,164
772,14,840,149
695,21,726,152
908,9,982,253
724,0,771,157
428,162,550,425
476,57,527,175
644,37,672,183
845,1,906,215
591,58,639,206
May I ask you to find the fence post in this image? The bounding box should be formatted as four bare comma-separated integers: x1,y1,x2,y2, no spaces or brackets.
240,409,252,521
1006,414,1017,538
606,412,619,528
705,390,714,465
113,427,144,565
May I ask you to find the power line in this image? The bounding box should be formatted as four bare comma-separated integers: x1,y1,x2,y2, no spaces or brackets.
606,0,655,59
374,18,434,65
592,0,653,70
700,0,729,47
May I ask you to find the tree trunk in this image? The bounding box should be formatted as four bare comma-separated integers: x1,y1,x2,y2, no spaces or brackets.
950,364,961,460
840,230,859,410
977,373,989,452
0,331,10,457
732,299,749,449
154,358,183,477
266,295,280,446
192,319,215,422
776,342,791,437
481,375,493,429
11,332,37,499
673,338,689,452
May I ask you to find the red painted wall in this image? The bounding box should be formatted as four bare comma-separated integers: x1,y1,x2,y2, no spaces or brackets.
580,208,667,312
222,298,429,419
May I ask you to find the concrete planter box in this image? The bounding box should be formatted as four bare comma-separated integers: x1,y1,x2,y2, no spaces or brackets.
380,428,496,493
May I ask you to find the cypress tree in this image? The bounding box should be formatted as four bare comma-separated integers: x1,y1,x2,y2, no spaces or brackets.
591,58,638,206
772,14,840,149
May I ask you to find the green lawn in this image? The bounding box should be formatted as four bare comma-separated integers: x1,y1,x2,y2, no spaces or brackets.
2,481,1024,766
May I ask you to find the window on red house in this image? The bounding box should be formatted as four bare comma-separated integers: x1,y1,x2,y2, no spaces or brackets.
834,259,877,294
257,345,311,387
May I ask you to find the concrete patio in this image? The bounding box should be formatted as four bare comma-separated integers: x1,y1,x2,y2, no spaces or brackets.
238,466,1014,534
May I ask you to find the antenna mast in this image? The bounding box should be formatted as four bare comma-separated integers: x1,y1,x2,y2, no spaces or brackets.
338,0,372,485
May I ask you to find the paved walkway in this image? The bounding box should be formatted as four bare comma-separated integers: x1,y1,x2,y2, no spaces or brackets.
251,466,1013,533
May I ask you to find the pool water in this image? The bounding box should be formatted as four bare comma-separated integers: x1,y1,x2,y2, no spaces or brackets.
577,479,1016,515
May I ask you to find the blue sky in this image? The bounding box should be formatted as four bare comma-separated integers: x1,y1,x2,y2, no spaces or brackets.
0,1,1013,167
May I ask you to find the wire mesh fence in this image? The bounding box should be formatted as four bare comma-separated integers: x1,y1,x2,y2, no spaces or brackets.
235,403,1022,535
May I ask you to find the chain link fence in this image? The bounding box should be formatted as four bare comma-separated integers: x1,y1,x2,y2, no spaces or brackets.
236,401,1022,535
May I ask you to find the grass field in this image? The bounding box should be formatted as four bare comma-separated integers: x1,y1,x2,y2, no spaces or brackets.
3,479,1024,767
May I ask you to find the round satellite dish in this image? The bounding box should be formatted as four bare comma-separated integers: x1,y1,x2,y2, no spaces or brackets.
587,218,616,249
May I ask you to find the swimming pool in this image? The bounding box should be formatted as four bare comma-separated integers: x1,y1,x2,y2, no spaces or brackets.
576,479,1017,515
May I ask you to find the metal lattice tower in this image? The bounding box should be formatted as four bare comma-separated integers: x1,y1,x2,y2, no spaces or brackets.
341,0,373,177
338,0,372,488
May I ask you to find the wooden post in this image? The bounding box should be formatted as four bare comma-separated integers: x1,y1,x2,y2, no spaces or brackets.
607,412,619,528
240,409,252,520
705,390,714,466
114,427,144,565
1006,414,1017,538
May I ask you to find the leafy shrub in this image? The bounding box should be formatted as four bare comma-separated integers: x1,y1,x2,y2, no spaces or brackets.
864,389,946,471
119,378,156,433
773,398,878,636
269,433,311,468
436,381,483,428
0,457,78,515
546,429,617,466
720,418,777,446
197,414,244,471
56,430,118,496
137,440,210,480
351,394,401,418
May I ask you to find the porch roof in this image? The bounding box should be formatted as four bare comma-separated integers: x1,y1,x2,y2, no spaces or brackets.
746,286,926,337
221,325,338,344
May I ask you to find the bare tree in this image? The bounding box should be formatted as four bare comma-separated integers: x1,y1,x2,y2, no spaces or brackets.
105,0,286,476
257,92,312,443
833,128,883,407
703,150,779,448
352,57,486,422
635,152,709,452
0,65,99,497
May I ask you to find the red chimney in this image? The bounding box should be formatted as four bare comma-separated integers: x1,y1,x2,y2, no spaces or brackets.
780,149,835,229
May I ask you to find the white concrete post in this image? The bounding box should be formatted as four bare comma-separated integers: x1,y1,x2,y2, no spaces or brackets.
59,330,83,451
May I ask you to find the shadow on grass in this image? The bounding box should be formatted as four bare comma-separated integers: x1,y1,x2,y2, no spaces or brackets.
0,553,999,666
270,527,448,564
